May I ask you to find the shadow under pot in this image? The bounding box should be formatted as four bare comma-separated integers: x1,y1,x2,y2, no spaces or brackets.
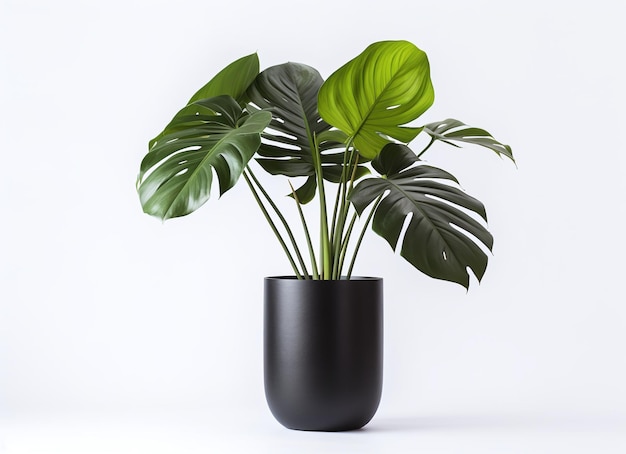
263,276,383,431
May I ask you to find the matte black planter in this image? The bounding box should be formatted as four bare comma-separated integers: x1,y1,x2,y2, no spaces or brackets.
264,276,383,431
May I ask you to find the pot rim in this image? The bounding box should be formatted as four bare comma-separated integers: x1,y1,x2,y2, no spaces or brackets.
265,276,382,281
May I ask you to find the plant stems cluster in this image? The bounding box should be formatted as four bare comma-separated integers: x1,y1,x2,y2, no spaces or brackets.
138,40,513,288
244,139,377,280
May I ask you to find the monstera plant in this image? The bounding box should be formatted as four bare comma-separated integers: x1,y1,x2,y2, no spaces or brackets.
137,40,514,288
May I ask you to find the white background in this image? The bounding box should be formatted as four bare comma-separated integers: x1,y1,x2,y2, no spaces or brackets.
1,0,625,452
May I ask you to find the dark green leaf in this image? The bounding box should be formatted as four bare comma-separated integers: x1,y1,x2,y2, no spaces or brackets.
350,143,493,289
137,95,272,220
423,119,515,163
247,63,367,202
149,54,260,150
288,175,317,204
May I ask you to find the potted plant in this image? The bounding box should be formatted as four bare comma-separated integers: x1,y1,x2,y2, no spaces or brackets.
136,40,514,431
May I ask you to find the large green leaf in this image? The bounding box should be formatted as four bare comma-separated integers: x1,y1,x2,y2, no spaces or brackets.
318,40,435,160
137,95,272,220
188,53,259,104
423,119,515,163
149,54,260,150
350,144,493,289
247,63,368,203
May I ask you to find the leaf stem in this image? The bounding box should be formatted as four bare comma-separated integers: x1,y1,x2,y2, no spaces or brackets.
337,211,358,278
288,180,319,280
346,193,383,279
417,136,436,159
330,142,352,248
243,170,303,279
246,167,309,278
347,154,360,195
312,133,331,279
332,144,356,279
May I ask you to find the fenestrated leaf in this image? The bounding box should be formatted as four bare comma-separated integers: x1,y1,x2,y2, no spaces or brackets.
350,144,493,289
423,118,515,163
137,95,272,220
247,63,368,203
148,99,221,150
318,40,434,159
149,54,260,150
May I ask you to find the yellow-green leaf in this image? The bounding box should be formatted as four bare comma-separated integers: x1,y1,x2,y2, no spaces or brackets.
318,41,434,159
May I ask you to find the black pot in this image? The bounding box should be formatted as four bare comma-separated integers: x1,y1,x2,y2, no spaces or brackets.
264,276,383,431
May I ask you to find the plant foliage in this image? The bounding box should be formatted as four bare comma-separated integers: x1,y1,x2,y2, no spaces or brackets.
351,144,493,288
138,96,271,220
247,63,367,203
318,41,434,160
137,40,514,288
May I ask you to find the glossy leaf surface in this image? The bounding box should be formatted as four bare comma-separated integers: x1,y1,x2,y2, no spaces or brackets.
318,41,434,159
350,144,493,288
138,95,271,220
247,63,367,203
188,53,259,104
149,54,260,151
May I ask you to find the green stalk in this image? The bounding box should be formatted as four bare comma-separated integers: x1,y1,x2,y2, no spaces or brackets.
288,181,319,280
337,211,358,278
243,171,302,279
417,136,436,159
246,167,309,279
346,194,383,279
338,154,362,277
312,133,331,279
330,141,352,248
329,177,342,249
347,154,360,197
331,145,356,279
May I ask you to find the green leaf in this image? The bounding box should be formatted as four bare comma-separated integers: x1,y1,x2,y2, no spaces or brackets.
148,54,260,151
148,100,219,151
423,119,515,163
288,175,317,204
318,40,435,160
316,129,349,145
350,143,493,289
247,63,367,203
188,53,259,104
137,95,272,220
